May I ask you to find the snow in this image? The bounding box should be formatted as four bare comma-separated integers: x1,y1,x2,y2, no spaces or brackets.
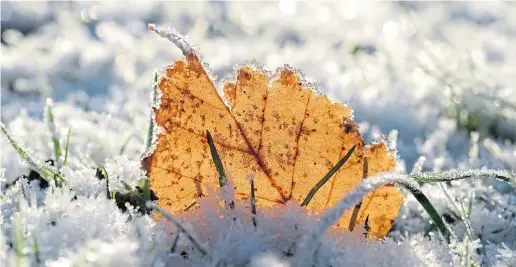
1,1,516,266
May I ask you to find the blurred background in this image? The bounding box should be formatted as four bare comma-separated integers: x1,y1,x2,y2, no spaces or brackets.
2,1,516,169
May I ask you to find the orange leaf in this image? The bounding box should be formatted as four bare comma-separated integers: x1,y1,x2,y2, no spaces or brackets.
143,31,404,238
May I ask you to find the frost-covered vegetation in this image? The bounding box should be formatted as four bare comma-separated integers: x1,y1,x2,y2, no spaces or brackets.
1,2,516,266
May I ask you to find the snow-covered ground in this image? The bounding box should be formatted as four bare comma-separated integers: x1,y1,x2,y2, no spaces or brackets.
1,2,515,266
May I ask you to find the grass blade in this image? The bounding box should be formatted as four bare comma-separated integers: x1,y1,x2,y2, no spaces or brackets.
32,234,40,264
99,165,110,199
46,99,62,164
410,156,426,175
1,123,61,183
127,180,207,257
405,185,451,243
206,130,228,187
170,232,180,254
63,128,71,166
149,203,211,259
206,130,235,209
119,133,133,155
250,178,257,227
467,192,474,217
146,71,159,150
13,213,26,267
301,145,356,207
458,198,478,267
348,158,368,232
438,183,461,219
412,169,514,185
141,179,151,214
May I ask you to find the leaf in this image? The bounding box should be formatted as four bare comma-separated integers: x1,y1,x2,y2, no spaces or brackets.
143,28,404,238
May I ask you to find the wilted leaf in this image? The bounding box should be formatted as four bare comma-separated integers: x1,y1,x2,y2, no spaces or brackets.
143,31,403,237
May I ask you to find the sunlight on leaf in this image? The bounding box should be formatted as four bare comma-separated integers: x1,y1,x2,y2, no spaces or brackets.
143,25,404,238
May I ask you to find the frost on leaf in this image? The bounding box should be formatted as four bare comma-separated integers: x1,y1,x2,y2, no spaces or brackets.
143,39,403,238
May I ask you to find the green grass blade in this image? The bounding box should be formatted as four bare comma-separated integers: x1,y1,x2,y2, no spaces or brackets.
119,133,133,155
63,128,71,166
404,185,451,243
52,138,62,163
146,71,159,150
458,198,474,240
301,145,357,207
250,178,257,227
348,158,368,232
142,179,151,214
150,203,211,259
14,213,26,267
206,130,235,209
458,197,478,267
170,232,180,254
206,130,228,187
46,99,62,163
99,165,110,199
1,123,56,182
438,183,461,219
32,234,40,264
348,203,361,232
143,179,150,203
412,169,514,185
467,192,473,217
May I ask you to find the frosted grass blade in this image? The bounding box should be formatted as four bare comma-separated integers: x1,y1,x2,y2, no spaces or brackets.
301,145,356,207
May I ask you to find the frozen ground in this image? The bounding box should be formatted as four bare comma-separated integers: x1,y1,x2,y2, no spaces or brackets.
1,1,515,266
